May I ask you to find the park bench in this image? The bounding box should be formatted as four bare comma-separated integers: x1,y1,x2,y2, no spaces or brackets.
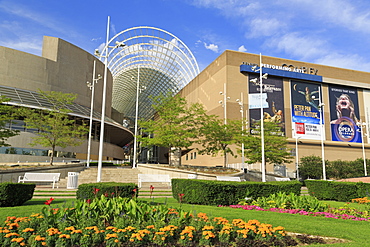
274,177,291,181
18,172,61,189
138,174,171,188
216,176,241,182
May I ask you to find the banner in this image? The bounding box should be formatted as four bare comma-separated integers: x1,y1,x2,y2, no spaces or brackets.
249,75,285,134
291,81,323,140
329,85,361,143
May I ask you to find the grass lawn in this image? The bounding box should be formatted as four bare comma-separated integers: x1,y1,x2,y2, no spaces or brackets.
1,197,369,246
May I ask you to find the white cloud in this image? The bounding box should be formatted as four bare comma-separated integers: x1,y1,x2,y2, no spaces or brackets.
314,53,370,72
204,43,219,53
267,33,328,60
248,18,286,38
238,45,247,52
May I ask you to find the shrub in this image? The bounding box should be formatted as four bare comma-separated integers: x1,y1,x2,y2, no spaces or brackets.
0,182,35,207
172,179,302,205
305,180,370,201
76,182,138,200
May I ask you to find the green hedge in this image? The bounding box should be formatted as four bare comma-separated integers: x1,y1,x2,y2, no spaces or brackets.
0,182,35,207
172,179,302,206
76,182,138,200
305,180,370,201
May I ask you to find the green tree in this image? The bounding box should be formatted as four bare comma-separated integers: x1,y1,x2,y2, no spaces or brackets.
138,93,207,166
298,155,324,179
198,117,245,167
0,96,20,146
241,121,292,165
23,91,88,165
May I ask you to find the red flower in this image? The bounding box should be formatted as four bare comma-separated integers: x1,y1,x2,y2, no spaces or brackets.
44,197,54,205
178,193,185,203
92,188,100,195
133,188,137,193
86,199,92,204
150,185,154,191
104,192,109,197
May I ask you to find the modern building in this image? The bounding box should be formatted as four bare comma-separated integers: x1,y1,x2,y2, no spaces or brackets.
179,50,370,177
0,26,199,164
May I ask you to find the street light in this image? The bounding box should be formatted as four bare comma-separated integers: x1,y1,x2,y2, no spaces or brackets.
294,135,301,181
132,65,146,169
317,87,326,180
219,83,230,125
236,93,246,171
86,60,102,168
94,16,126,182
357,121,368,176
250,53,268,182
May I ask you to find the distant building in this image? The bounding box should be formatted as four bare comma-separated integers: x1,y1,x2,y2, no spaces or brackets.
179,50,370,177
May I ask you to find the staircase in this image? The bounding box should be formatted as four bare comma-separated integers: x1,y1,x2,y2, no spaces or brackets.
34,167,173,199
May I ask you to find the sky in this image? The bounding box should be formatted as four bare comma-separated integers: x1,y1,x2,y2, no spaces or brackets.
1,0,370,73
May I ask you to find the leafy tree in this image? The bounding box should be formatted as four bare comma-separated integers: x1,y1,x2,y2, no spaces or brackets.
138,93,208,166
299,155,325,179
0,96,20,146
198,117,245,167
241,121,292,165
23,91,88,165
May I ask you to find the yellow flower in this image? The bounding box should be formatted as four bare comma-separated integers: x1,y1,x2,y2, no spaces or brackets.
22,228,34,232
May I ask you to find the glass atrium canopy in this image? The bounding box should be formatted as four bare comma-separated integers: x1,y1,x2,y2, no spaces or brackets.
97,26,200,125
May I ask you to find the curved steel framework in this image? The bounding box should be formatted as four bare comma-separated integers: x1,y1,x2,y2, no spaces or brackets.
98,26,200,125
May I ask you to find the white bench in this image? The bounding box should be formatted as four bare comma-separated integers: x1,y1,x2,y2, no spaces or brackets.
216,176,241,182
18,172,61,189
275,177,291,181
138,174,171,188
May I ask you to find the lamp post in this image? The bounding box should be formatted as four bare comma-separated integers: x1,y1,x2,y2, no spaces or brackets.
219,83,230,125
357,121,368,177
132,65,140,169
318,87,326,180
250,53,268,182
86,60,102,168
236,93,245,171
94,16,126,182
295,135,301,181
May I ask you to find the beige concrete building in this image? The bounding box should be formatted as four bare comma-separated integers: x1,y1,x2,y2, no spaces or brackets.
179,50,370,177
0,36,132,163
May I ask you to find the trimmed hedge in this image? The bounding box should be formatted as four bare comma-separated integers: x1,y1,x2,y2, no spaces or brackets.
305,180,370,201
76,182,138,200
172,179,302,206
0,182,35,207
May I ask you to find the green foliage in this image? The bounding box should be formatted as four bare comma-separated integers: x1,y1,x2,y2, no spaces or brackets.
23,90,88,165
138,93,208,165
172,179,302,206
305,180,370,202
299,155,370,180
250,192,328,212
198,118,245,167
0,96,20,146
299,155,325,179
76,182,138,200
0,183,35,206
241,121,293,165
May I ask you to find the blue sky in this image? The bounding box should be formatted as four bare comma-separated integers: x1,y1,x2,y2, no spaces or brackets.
1,0,370,72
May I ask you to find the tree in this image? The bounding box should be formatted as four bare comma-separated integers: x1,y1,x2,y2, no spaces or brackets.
23,91,88,165
241,121,292,165
198,117,245,167
0,96,20,146
299,155,324,179
138,93,208,166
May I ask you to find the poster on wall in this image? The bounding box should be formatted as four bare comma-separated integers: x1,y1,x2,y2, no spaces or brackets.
290,81,323,140
363,90,370,143
329,85,361,143
248,75,285,134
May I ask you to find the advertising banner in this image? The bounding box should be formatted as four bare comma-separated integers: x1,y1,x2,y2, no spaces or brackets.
363,90,370,143
290,81,323,140
249,75,285,134
329,85,361,143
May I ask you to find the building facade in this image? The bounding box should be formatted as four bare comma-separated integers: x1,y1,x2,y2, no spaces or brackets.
0,36,132,163
179,50,370,176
